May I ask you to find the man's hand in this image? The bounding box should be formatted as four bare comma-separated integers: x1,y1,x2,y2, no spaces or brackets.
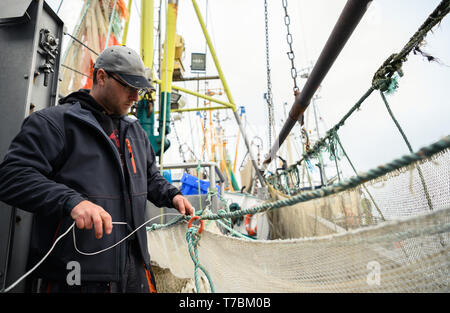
172,194,194,216
70,200,113,239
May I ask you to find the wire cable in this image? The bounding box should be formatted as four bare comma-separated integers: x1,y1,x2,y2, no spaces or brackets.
63,32,99,56
1,212,186,293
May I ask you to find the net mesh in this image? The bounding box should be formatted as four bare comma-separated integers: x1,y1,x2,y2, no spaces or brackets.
147,149,450,292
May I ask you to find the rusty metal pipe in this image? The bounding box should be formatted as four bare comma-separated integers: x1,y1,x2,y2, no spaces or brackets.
263,0,372,166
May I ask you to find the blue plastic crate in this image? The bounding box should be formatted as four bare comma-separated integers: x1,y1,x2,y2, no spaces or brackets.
180,173,220,195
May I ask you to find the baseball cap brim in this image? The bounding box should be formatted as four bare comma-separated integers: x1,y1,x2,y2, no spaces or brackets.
116,73,154,90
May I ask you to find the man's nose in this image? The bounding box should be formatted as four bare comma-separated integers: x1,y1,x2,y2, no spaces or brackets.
129,88,139,101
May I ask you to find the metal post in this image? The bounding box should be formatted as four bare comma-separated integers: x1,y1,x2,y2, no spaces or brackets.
191,0,266,187
209,163,218,210
175,75,220,82
191,0,235,111
263,0,372,166
312,98,327,185
141,0,154,68
196,72,199,107
154,79,235,109
155,106,229,114
159,0,179,166
232,110,265,186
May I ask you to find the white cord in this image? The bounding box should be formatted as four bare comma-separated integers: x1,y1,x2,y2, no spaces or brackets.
1,212,185,293
2,222,74,293
74,213,181,256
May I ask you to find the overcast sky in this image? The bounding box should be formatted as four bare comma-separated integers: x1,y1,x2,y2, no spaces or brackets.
50,0,449,182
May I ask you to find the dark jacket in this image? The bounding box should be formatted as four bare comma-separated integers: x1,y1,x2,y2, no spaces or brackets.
0,91,180,282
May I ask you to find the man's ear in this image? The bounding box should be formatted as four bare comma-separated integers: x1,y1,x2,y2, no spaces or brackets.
96,69,107,87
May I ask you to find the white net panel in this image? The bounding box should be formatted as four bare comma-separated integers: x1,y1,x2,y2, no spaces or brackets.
147,150,450,292
267,188,368,239
267,148,450,240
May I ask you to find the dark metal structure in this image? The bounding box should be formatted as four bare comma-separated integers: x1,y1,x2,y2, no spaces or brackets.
263,0,373,166
0,0,63,292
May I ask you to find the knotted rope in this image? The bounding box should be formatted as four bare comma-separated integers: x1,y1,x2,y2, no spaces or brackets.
372,0,450,91
185,217,215,293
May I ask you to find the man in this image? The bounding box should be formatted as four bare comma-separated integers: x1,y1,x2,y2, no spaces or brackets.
0,45,193,293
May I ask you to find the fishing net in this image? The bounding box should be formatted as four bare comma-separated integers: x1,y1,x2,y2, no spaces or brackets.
59,0,129,95
145,0,450,293
267,148,450,238
147,148,450,292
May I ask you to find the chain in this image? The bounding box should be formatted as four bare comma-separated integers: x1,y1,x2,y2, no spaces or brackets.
282,0,299,95
171,118,187,162
264,0,275,148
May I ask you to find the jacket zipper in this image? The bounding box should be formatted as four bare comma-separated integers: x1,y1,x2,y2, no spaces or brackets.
125,138,137,174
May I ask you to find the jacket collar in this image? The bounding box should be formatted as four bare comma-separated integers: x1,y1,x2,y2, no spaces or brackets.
66,101,137,128
65,101,105,133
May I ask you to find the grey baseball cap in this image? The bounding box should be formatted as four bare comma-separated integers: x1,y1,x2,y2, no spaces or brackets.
94,45,154,90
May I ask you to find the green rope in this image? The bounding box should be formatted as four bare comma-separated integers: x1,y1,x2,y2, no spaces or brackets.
332,147,341,182
334,133,385,221
215,219,256,240
385,74,400,95
146,214,187,232
379,92,413,153
196,161,203,212
185,227,215,293
201,136,449,222
379,91,434,211
266,87,375,184
372,0,450,91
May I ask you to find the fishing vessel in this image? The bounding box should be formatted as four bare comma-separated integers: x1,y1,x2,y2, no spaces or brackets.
0,0,449,293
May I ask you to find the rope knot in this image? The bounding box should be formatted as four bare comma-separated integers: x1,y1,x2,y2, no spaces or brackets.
372,53,404,92
186,227,201,251
185,218,215,293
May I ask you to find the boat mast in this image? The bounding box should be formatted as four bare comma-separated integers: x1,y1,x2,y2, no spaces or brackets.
311,95,328,186
191,0,266,188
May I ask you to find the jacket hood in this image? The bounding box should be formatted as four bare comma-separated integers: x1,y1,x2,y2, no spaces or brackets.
59,89,107,114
